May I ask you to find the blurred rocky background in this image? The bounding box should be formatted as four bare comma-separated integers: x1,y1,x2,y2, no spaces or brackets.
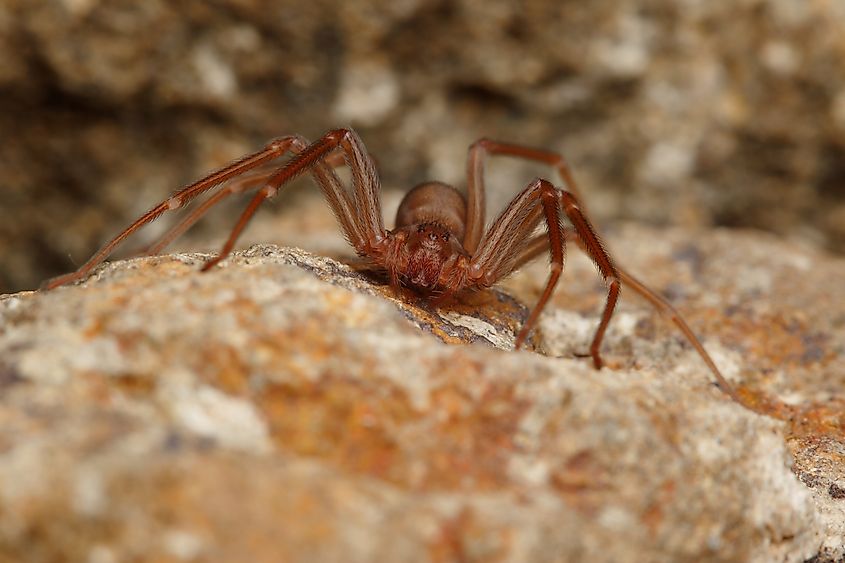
1,0,845,292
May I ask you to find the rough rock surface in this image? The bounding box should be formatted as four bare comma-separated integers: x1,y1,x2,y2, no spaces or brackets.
1,224,843,562
2,1,845,291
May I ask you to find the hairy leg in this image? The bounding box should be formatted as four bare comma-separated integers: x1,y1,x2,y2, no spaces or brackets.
557,190,621,369
467,178,566,351
511,230,740,402
201,128,386,271
43,136,309,290
464,138,586,254
43,129,382,288
143,166,276,256
143,151,353,256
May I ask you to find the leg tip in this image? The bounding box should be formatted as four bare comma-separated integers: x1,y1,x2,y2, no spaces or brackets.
572,351,603,369
40,275,69,291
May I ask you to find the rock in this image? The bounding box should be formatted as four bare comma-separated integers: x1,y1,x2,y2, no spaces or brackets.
1,223,843,562
3,1,845,291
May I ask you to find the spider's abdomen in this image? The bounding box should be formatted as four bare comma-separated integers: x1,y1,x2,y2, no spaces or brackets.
395,182,467,242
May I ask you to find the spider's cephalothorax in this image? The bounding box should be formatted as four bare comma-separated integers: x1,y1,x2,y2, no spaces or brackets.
387,182,470,293
42,127,740,403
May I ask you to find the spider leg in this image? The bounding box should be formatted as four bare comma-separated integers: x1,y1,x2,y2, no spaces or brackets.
558,191,621,368
510,230,740,402
42,135,310,290
470,178,618,367
201,128,386,271
510,233,550,271
43,129,383,288
467,178,566,350
465,138,586,254
465,138,740,398
143,150,353,257
613,268,741,402
142,166,277,256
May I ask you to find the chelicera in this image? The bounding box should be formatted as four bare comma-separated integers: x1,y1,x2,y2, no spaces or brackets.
42,128,739,402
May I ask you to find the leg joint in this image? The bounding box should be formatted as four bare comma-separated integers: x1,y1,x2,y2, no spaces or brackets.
538,180,559,202
325,128,353,144
260,185,278,198
469,138,494,151
558,190,582,213
266,135,306,154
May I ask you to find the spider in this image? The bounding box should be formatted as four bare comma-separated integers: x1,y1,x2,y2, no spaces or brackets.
42,128,739,403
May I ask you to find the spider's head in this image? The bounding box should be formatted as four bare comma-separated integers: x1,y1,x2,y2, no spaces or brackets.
394,222,465,291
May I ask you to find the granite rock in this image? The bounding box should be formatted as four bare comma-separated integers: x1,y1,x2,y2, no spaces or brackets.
1,223,843,562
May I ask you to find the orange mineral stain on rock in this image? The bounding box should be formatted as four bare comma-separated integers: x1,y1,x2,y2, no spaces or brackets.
713,311,834,371
257,377,412,483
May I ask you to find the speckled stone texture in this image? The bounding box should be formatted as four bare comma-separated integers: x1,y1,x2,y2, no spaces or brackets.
1,224,843,562
2,1,845,291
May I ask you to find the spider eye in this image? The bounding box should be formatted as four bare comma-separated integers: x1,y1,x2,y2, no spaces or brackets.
442,233,450,242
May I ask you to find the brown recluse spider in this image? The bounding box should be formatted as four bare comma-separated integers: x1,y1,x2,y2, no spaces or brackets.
42,128,740,403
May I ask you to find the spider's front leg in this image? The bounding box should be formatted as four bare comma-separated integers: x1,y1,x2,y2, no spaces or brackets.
463,138,742,402
200,128,386,271
42,128,385,290
556,190,621,368
467,177,620,368
41,136,310,290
